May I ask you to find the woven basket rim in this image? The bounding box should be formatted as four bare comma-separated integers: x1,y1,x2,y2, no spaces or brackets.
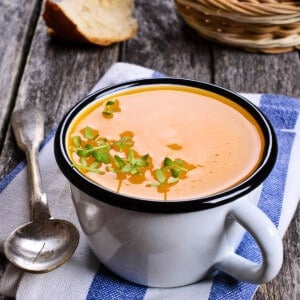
174,0,300,53
183,4,300,24
175,0,300,16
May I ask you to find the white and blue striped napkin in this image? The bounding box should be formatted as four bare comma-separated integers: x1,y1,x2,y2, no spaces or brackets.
0,63,299,299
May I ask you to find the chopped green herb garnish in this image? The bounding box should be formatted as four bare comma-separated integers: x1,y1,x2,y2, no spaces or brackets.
154,169,166,184
113,155,126,170
150,157,195,189
113,150,150,176
74,162,104,174
72,136,82,148
102,99,121,118
114,136,134,152
70,125,197,198
164,157,188,178
92,149,110,163
83,126,98,139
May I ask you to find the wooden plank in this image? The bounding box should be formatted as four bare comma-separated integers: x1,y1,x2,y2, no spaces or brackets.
0,0,41,150
213,47,300,98
124,0,212,81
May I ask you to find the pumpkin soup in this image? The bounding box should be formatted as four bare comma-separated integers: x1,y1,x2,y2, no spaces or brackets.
67,85,264,200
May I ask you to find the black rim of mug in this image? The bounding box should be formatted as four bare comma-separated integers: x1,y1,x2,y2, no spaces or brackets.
54,78,277,213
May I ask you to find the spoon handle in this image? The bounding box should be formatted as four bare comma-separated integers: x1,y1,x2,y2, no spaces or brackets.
12,107,51,221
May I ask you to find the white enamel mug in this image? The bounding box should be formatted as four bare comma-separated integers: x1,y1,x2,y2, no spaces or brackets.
55,78,282,288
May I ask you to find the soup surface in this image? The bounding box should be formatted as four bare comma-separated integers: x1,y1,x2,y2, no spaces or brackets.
67,85,264,201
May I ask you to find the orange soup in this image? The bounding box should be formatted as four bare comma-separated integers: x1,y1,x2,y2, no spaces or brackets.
67,85,264,200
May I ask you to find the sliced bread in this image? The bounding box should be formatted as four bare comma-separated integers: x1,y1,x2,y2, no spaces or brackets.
43,0,138,46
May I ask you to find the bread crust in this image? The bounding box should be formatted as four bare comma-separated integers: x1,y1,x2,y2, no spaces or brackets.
43,0,138,46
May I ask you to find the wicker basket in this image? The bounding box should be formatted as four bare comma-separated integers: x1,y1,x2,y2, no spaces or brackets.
174,0,300,53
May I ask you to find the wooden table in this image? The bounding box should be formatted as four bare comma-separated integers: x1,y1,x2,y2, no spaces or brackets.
1,1,299,299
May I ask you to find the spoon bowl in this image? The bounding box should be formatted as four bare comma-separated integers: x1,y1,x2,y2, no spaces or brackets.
4,219,79,272
4,107,79,273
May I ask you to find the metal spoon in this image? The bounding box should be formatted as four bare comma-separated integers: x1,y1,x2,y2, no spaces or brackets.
4,107,79,273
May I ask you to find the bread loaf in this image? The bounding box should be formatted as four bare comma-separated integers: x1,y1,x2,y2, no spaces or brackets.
43,0,138,46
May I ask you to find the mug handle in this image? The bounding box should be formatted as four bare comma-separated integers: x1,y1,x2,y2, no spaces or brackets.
215,200,283,284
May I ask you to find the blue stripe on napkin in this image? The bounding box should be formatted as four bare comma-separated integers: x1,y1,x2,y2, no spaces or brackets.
0,161,26,193
208,94,299,299
87,265,147,300
151,71,166,78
